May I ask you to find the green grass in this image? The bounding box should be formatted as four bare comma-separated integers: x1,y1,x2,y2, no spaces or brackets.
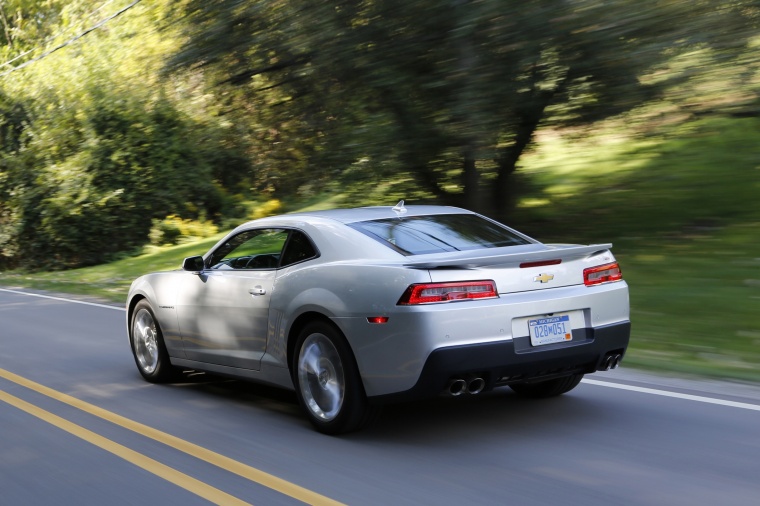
620,223,760,381
516,116,760,381
516,117,760,243
2,115,759,381
1,235,226,302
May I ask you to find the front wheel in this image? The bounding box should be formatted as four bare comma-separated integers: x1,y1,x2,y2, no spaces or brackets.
509,373,584,398
292,321,377,434
130,300,178,383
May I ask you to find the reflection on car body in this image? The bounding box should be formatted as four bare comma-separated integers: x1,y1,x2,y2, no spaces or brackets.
127,202,630,434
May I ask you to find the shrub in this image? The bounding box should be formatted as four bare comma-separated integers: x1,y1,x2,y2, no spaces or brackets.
250,199,283,220
149,215,219,246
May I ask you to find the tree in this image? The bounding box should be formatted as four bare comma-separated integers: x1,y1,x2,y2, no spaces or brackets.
0,0,235,269
169,0,758,221
0,0,64,50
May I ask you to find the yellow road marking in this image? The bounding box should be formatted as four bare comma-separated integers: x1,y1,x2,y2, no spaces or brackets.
0,368,344,506
0,389,250,506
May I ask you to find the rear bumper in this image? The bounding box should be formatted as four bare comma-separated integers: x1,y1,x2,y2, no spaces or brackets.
369,320,630,403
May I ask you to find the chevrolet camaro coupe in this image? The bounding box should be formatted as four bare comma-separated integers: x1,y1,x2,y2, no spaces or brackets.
127,202,630,434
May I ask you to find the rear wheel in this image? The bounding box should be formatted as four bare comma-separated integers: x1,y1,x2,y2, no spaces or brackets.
130,300,178,383
292,321,377,434
509,373,584,398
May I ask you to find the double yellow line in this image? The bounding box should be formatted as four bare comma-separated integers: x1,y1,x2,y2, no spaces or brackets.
0,368,344,506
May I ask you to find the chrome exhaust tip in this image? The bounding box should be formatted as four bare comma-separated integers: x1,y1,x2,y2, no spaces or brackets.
467,377,485,395
447,378,467,396
601,353,622,371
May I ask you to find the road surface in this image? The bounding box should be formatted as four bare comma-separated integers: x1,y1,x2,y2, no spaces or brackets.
1,287,759,505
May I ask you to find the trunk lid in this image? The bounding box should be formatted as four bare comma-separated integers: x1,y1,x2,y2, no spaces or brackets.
408,243,615,294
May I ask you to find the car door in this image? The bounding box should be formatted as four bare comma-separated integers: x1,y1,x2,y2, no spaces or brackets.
175,228,288,370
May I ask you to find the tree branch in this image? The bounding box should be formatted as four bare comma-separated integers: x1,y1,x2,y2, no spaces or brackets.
220,55,312,86
0,3,13,47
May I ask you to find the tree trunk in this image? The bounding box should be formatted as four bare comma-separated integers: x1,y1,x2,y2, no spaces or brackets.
462,145,480,210
490,68,571,222
491,113,539,222
453,0,479,211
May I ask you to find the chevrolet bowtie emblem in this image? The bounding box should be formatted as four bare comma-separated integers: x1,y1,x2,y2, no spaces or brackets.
534,273,555,283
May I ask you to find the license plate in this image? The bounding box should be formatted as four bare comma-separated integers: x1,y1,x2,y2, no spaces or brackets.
528,315,572,346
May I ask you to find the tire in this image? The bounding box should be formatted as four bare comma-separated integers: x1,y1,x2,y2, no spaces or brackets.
509,373,584,398
130,300,178,383
292,321,377,435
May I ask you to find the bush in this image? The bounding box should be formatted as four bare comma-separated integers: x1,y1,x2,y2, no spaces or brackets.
150,215,219,246
250,199,283,220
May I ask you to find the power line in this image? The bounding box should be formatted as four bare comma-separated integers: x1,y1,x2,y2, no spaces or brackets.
0,0,143,78
0,0,121,70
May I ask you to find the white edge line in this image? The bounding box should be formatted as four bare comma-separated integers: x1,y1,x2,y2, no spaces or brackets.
0,288,125,311
3,286,758,412
582,378,760,412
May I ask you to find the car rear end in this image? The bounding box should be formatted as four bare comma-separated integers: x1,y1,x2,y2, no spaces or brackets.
337,208,630,400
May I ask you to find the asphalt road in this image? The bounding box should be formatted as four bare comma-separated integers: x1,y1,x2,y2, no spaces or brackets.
1,287,759,506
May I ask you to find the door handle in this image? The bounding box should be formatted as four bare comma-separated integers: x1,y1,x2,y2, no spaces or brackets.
249,286,267,296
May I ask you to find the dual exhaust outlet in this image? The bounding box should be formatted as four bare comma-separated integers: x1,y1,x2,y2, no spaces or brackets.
601,353,622,371
447,376,485,396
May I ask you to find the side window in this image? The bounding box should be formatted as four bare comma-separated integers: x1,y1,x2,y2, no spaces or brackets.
280,230,318,267
209,229,288,270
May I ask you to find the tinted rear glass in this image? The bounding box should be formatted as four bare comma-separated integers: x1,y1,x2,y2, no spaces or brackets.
349,214,530,255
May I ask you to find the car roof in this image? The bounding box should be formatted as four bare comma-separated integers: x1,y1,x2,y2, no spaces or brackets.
283,205,473,224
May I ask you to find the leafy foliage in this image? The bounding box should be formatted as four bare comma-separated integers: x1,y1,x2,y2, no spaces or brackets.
1,0,759,269
169,0,759,221
249,199,282,220
149,214,219,247
35,97,220,267
0,0,241,269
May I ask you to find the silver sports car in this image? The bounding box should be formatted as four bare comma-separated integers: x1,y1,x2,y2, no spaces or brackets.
127,202,630,434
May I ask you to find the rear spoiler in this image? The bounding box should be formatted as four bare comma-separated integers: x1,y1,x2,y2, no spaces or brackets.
402,243,612,269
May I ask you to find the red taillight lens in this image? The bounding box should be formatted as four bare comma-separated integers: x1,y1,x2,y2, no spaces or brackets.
398,280,498,305
584,262,623,286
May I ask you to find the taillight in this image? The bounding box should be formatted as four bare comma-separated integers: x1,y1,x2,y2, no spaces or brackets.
398,280,498,305
584,262,623,286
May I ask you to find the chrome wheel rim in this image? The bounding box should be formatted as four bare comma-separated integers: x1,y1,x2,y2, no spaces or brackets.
297,333,345,422
132,308,159,374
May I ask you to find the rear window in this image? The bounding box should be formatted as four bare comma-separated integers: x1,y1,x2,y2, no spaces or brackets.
348,214,530,255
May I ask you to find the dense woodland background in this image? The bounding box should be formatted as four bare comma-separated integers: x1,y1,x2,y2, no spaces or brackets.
0,0,758,270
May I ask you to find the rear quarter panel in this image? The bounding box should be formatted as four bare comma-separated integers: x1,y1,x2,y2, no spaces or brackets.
267,262,431,368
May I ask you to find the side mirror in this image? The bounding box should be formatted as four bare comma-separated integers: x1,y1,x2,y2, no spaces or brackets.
182,256,205,272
